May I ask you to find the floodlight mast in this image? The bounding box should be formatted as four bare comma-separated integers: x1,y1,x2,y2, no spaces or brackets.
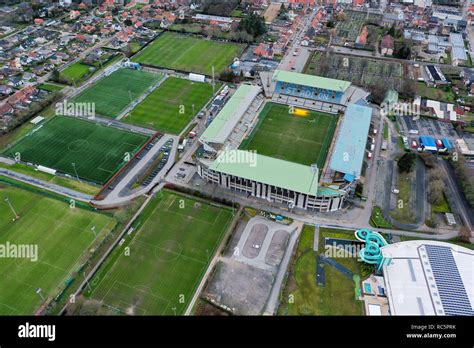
4,196,19,219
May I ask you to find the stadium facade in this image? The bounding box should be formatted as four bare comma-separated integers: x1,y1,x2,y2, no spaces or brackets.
197,72,373,212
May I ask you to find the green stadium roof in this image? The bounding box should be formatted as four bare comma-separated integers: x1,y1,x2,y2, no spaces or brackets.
200,84,261,144
272,70,351,92
210,149,319,196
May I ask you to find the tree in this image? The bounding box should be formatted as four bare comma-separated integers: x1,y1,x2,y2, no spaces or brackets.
429,179,444,205
398,153,416,173
459,226,471,243
394,44,411,60
238,13,266,38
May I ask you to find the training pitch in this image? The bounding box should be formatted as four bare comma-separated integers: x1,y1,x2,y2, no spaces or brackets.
72,69,163,118
6,116,149,185
86,190,234,315
0,182,116,315
132,32,244,75
125,77,217,134
240,103,337,168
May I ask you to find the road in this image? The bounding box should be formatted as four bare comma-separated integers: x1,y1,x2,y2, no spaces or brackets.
278,7,317,73
92,134,178,208
0,167,92,202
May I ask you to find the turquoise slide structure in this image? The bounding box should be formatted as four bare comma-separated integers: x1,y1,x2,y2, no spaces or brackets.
355,229,389,271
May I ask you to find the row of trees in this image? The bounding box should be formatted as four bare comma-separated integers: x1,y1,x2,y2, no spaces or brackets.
450,155,474,208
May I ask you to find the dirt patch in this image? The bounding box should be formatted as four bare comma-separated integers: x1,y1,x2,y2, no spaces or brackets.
265,230,290,267
242,223,268,259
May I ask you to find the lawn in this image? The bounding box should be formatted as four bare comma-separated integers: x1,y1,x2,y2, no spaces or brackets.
416,82,456,103
432,193,451,213
60,61,92,82
132,32,245,75
278,225,364,315
85,190,234,315
240,102,337,168
370,206,393,229
0,182,116,315
5,116,149,185
390,171,416,224
124,77,217,134
72,69,163,118
37,82,65,92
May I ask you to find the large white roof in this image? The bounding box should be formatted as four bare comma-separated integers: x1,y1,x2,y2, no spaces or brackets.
381,240,474,316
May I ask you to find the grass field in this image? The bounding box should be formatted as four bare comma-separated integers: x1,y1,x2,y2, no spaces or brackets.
124,77,217,134
86,190,233,315
240,103,337,168
132,32,244,75
278,226,364,315
5,116,149,185
72,69,163,118
0,182,116,315
37,83,65,92
60,62,92,82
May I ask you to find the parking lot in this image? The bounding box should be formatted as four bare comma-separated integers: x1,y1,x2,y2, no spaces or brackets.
203,216,297,315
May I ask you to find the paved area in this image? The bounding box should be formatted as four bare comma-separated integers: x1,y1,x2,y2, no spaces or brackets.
0,167,92,202
203,216,300,315
92,134,178,207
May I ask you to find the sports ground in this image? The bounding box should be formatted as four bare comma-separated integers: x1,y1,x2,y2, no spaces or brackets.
0,181,116,315
6,116,149,185
132,32,244,75
240,103,338,168
86,190,234,315
124,77,217,134
72,69,163,118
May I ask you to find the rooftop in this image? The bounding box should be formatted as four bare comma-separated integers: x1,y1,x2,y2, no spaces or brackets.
381,240,474,316
210,149,319,196
272,69,351,92
328,104,372,177
200,84,261,145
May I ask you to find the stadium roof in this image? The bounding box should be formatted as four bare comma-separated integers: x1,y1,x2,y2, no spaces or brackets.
200,84,261,145
272,70,351,92
381,240,474,316
210,149,319,196
329,104,372,177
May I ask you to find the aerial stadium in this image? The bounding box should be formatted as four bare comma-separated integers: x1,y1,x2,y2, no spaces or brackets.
197,70,374,212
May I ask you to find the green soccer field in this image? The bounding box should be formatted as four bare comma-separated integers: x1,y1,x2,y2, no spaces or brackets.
6,116,149,185
72,69,163,118
86,190,234,315
0,181,116,315
240,103,338,168
132,32,244,75
124,77,218,134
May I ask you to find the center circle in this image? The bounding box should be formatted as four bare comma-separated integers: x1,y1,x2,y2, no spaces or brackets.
155,240,182,262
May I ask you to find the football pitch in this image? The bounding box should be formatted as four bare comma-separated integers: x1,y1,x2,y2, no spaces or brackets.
72,69,163,118
86,190,234,315
6,116,149,185
0,182,116,315
124,77,217,134
240,103,338,168
132,32,244,75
